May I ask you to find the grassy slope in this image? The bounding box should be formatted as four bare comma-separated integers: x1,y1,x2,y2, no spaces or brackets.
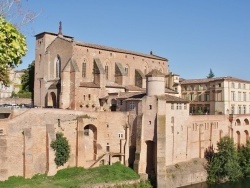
0,163,152,188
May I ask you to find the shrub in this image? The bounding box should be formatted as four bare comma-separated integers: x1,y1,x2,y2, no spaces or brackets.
50,133,70,167
206,136,242,183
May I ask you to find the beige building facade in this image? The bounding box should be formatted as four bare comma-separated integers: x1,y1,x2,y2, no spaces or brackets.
180,77,250,115
0,69,24,99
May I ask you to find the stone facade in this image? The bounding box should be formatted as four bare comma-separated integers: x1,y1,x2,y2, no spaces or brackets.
33,31,169,110
0,69,24,99
1,27,250,188
180,76,250,115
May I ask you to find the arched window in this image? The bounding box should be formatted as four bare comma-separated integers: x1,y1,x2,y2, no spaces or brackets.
82,59,87,78
125,64,129,75
55,55,61,79
244,119,249,125
235,119,241,126
105,64,109,79
144,66,147,75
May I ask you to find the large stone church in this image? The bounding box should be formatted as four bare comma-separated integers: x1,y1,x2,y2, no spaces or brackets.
33,23,178,111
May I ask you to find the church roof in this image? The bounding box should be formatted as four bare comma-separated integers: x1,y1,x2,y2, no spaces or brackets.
125,85,146,92
146,69,165,77
117,92,146,99
106,81,125,88
157,94,189,103
180,76,250,84
76,41,167,61
37,30,168,62
79,82,100,88
165,87,178,94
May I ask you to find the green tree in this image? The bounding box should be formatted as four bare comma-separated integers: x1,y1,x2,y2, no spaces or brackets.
206,136,242,183
207,68,215,78
51,133,71,167
19,61,34,99
0,16,27,85
21,61,34,92
238,140,250,177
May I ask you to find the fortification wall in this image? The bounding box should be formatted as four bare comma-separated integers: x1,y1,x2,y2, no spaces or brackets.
0,109,128,180
0,98,31,105
165,158,207,188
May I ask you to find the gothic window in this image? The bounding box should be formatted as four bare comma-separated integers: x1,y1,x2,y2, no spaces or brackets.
82,60,86,78
125,65,129,75
105,65,109,79
144,66,147,75
55,56,61,78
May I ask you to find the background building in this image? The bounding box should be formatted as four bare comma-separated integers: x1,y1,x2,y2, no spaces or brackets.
180,76,250,115
0,69,24,99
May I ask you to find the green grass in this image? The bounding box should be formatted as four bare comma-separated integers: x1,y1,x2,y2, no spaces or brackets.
0,163,152,188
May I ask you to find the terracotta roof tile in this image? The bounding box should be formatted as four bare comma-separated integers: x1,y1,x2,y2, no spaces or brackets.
106,81,125,88
76,41,167,61
117,92,146,99
157,94,189,103
180,76,250,84
79,82,100,88
125,85,146,92
146,69,165,77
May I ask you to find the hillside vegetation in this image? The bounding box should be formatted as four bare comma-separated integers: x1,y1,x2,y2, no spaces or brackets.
0,162,152,188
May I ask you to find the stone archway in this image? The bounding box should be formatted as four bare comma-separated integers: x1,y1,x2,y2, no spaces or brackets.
146,141,155,177
244,130,249,144
47,92,56,107
84,124,97,160
244,119,249,125
110,99,117,111
236,119,241,126
236,131,241,148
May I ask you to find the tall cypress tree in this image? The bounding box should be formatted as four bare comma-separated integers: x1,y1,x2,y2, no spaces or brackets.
207,69,215,78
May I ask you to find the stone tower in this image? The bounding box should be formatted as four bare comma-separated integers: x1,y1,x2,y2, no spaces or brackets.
146,69,165,96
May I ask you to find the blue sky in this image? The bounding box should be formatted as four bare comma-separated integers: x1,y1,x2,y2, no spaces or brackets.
18,0,250,80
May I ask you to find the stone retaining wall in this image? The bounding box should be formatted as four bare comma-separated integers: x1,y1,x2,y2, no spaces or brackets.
165,158,207,188
0,98,32,105
81,179,141,188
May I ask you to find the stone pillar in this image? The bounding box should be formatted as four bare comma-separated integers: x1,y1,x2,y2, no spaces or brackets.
76,117,85,167
23,128,33,179
0,138,8,181
124,125,129,166
46,124,56,176
109,153,112,165
120,139,125,165
133,114,147,179
156,99,166,187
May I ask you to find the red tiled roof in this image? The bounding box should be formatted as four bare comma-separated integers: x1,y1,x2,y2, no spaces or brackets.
75,42,167,61
125,85,146,92
180,76,250,84
157,94,189,103
117,92,146,99
79,82,100,88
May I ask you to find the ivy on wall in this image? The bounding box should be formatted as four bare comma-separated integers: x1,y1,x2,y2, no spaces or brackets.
50,132,70,167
